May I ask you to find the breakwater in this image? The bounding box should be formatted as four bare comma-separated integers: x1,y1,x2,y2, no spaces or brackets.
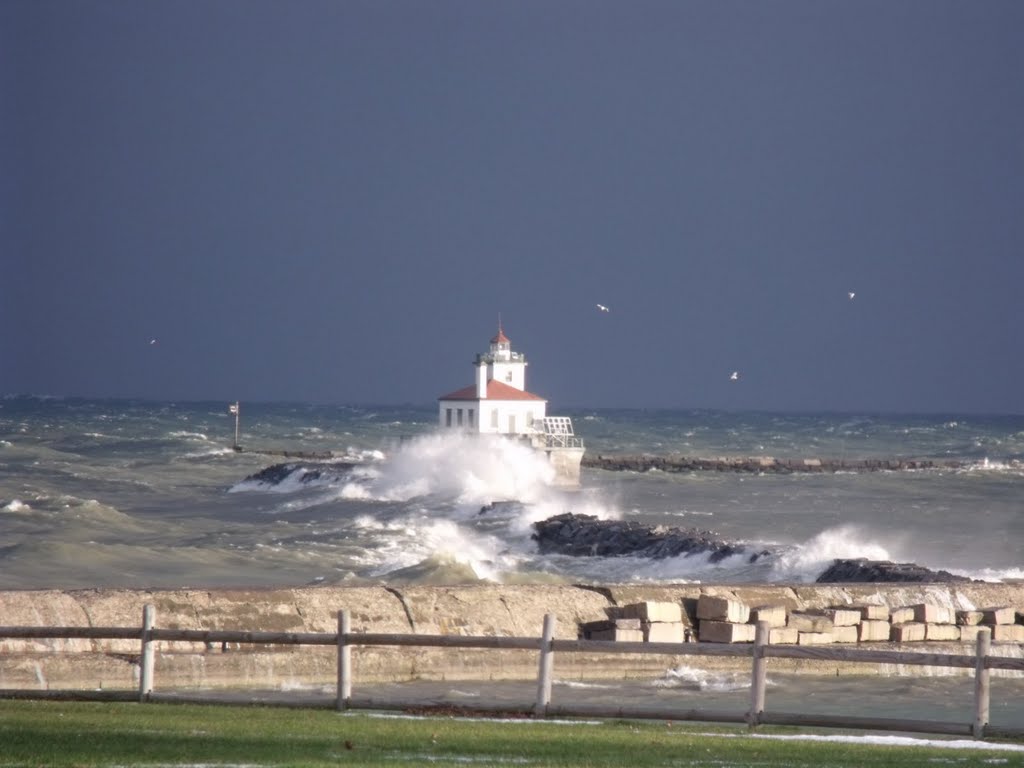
1,583,1021,692
581,454,965,473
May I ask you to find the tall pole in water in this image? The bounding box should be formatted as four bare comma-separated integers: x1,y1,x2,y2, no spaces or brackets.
229,401,240,450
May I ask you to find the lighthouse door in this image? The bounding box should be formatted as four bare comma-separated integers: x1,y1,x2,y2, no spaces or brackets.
508,414,516,433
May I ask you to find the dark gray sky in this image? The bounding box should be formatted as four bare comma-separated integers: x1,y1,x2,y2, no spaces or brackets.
3,1,1023,413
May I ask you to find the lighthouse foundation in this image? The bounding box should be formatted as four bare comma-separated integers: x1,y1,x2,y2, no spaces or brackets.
544,446,585,487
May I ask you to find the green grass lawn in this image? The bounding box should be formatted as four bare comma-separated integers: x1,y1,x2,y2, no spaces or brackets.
0,700,1021,767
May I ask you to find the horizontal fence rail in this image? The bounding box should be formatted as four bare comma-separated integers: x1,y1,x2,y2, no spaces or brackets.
1,606,1023,740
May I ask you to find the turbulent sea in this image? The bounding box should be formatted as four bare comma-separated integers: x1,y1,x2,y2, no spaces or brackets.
2,396,1022,591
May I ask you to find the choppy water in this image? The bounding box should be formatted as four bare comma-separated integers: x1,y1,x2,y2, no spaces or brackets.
1,396,1022,590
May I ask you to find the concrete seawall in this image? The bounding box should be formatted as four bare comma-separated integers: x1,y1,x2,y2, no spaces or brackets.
1,582,1022,692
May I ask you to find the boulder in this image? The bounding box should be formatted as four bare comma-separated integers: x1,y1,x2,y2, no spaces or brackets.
815,558,971,584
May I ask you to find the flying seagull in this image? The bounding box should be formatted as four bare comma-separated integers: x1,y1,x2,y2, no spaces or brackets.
848,291,856,300
149,338,158,345
730,371,739,381
596,303,610,313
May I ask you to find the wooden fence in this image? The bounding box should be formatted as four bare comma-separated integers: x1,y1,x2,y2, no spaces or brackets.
2,605,1023,740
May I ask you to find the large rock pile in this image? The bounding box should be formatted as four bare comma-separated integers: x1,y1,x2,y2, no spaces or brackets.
532,513,771,564
816,558,971,583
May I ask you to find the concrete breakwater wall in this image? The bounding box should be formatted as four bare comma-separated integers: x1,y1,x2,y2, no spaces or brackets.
581,454,966,473
1,582,1022,692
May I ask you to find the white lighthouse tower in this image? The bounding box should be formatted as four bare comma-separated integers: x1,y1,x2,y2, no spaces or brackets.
438,323,584,486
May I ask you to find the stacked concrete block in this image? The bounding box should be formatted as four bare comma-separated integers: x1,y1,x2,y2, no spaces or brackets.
643,622,687,643
696,595,752,643
831,625,859,644
768,627,799,644
982,606,1016,625
579,618,644,642
957,606,1024,642
858,620,891,642
583,596,1018,647
889,603,954,643
824,608,861,627
912,604,953,624
787,612,835,644
925,623,961,641
798,632,834,645
959,624,988,643
615,600,683,623
594,601,688,643
700,620,756,643
852,604,890,622
749,604,796,643
787,612,834,633
697,595,750,624
750,605,787,628
890,606,916,625
890,622,926,642
993,625,1024,642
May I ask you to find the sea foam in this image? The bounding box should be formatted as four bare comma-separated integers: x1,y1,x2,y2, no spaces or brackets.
771,525,896,582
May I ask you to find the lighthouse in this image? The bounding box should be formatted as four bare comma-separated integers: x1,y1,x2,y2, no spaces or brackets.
438,324,584,486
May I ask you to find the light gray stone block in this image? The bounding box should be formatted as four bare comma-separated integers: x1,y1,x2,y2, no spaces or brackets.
696,595,749,624
788,612,834,633
853,604,890,621
750,605,788,628
769,627,799,644
890,607,916,624
831,625,859,644
643,622,685,643
798,631,833,645
824,608,862,627
890,622,926,642
858,620,891,642
925,623,961,641
993,624,1024,642
960,625,989,643
699,620,755,643
616,601,683,624
982,607,1016,625
912,604,953,625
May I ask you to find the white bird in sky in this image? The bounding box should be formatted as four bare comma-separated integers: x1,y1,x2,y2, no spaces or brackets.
149,338,158,345
730,371,739,381
596,303,610,313
848,291,856,300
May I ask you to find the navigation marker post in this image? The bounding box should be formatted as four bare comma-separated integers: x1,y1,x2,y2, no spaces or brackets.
229,401,240,451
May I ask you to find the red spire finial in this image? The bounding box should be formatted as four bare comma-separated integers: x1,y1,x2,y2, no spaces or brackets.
491,314,510,345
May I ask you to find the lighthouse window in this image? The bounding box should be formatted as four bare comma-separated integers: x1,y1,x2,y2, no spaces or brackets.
445,408,452,428
468,409,475,427
505,371,513,382
457,408,463,426
490,410,499,429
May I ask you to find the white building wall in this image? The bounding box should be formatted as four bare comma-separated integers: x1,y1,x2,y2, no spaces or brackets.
439,399,546,436
488,360,526,391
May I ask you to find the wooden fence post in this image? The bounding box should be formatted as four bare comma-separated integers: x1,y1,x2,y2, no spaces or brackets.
747,620,769,729
534,613,556,717
139,604,155,702
973,627,991,739
337,609,351,711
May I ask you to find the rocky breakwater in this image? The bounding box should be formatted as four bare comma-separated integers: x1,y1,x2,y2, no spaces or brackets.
530,514,967,585
581,454,964,474
532,512,772,564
